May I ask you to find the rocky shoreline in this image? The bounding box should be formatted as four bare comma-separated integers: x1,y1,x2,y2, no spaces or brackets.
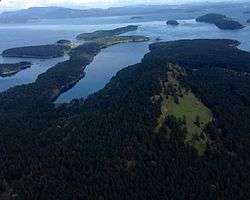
0,62,31,77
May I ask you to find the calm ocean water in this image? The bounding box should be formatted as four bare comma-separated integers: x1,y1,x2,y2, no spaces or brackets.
1,9,250,102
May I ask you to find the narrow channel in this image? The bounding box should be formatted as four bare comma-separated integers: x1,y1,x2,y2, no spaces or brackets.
56,41,150,103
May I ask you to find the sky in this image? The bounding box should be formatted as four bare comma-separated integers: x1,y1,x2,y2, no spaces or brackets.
0,0,243,11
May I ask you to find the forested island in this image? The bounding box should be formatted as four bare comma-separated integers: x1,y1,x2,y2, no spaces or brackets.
166,20,179,25
0,62,31,77
2,44,68,59
0,39,250,199
196,13,245,30
56,39,72,46
76,25,139,40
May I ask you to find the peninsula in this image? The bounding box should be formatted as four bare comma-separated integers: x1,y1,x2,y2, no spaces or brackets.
2,44,68,59
0,62,31,77
94,35,150,48
196,13,245,30
76,25,149,47
76,25,139,40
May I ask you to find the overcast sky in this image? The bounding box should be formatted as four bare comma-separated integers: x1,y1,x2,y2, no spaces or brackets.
0,0,244,10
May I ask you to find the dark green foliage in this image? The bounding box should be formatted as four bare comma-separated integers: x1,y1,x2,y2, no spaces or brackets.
183,67,250,135
194,115,201,127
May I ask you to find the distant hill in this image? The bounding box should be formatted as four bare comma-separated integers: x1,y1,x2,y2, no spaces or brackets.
196,13,245,30
1,2,250,24
0,7,97,23
0,6,168,23
0,5,218,24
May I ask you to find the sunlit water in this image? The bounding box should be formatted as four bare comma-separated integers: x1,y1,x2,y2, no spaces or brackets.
0,10,250,102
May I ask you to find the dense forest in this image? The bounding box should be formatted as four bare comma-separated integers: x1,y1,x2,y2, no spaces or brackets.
2,45,69,59
0,39,250,199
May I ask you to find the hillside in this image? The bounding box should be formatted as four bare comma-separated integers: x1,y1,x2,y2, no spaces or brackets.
76,25,139,40
0,39,250,199
196,13,245,30
2,45,68,59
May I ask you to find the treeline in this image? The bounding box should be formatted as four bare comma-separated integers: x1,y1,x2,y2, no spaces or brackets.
148,39,250,72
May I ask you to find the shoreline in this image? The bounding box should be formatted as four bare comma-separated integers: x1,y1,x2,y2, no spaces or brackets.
0,62,31,77
53,39,151,103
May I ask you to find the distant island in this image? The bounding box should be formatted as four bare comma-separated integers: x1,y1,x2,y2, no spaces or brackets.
130,16,144,20
166,20,179,26
196,13,245,30
2,44,68,59
155,37,162,41
76,25,149,47
76,25,139,40
57,39,72,46
0,62,31,77
94,35,150,47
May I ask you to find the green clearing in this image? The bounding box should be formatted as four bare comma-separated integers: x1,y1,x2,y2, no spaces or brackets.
154,66,213,155
166,91,213,155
